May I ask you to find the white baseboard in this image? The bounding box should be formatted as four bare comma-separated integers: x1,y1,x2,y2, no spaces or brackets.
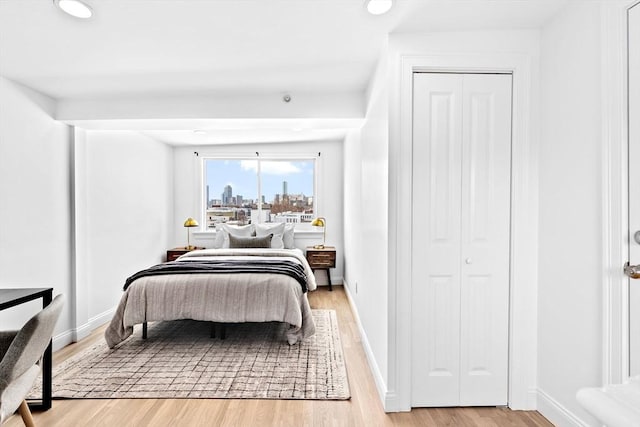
53,306,116,351
71,321,93,343
343,280,391,410
383,391,405,413
536,388,590,427
527,387,538,410
88,306,116,330
52,329,74,352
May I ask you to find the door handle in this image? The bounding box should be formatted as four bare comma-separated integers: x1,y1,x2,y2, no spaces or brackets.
624,262,640,279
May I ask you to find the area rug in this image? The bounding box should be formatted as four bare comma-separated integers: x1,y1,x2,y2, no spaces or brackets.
31,310,350,400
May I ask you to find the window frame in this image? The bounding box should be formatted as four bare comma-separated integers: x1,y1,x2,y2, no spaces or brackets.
197,152,320,231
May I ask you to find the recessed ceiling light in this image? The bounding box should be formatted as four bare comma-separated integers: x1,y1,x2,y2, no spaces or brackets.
54,0,93,19
366,0,393,15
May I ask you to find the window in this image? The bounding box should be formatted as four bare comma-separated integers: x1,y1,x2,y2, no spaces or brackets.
203,157,315,229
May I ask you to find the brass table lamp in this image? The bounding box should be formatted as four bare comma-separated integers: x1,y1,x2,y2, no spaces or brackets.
311,217,326,249
184,217,199,250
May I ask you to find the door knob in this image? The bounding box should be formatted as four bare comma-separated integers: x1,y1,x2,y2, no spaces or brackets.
624,262,640,279
465,258,472,265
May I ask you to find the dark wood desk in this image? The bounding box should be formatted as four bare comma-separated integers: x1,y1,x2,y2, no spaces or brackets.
0,287,54,410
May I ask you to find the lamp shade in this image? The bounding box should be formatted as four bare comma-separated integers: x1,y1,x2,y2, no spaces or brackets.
184,217,199,227
311,217,325,227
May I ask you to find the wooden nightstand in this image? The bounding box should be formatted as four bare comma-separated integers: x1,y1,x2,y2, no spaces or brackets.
306,246,336,291
166,247,205,262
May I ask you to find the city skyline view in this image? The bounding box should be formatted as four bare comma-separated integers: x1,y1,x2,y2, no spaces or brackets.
205,159,314,205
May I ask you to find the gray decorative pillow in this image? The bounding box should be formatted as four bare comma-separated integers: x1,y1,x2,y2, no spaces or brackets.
228,233,273,249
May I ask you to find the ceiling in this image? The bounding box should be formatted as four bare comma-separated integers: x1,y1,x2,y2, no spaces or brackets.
0,0,567,145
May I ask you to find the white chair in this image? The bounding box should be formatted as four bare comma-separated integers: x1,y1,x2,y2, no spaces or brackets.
0,295,64,426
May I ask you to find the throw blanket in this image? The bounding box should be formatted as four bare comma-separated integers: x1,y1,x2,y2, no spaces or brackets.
124,259,308,293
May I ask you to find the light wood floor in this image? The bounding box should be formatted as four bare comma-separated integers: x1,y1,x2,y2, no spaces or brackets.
6,286,553,427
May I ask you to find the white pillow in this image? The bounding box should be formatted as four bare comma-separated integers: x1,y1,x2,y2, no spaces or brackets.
212,224,225,249
283,223,295,249
221,224,255,248
255,223,285,249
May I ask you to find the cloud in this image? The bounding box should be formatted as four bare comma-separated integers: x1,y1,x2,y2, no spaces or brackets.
239,160,258,173
240,160,302,175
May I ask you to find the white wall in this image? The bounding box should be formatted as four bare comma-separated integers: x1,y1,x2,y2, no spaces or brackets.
343,129,363,297
172,140,344,285
0,76,73,336
343,46,390,402
537,2,604,425
0,81,173,347
79,131,174,323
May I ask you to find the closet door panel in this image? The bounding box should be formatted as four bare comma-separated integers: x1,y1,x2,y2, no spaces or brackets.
459,74,512,406
411,73,463,406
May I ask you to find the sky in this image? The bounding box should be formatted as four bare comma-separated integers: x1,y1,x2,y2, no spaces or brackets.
205,159,314,203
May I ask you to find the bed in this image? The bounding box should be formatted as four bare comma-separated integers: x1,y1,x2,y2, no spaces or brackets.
104,247,317,348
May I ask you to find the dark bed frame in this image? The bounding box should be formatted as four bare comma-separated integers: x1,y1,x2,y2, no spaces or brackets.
141,321,226,339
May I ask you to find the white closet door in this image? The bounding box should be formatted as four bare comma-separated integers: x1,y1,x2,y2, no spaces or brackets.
459,74,512,406
411,73,512,407
411,73,464,406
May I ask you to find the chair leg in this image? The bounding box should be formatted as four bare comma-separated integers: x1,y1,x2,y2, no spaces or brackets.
18,400,35,427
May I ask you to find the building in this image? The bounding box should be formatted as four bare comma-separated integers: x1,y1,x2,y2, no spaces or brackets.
205,208,235,228
251,209,271,225
221,185,233,206
272,212,314,224
0,1,637,425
